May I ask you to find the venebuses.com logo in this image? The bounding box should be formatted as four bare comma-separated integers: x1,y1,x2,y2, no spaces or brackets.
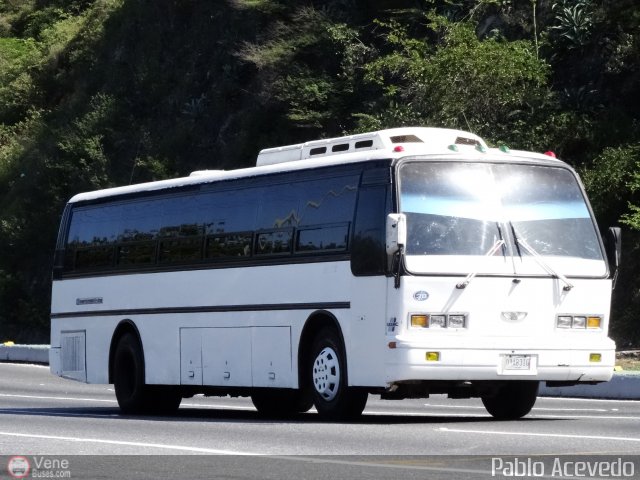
7,456,30,479
6,456,72,478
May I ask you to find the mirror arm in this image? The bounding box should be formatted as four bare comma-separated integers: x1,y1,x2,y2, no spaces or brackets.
393,245,404,289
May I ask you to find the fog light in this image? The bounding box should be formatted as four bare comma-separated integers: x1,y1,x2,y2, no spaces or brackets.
557,316,572,328
411,314,428,328
426,351,440,362
589,353,602,363
587,316,602,329
573,316,587,328
448,314,466,328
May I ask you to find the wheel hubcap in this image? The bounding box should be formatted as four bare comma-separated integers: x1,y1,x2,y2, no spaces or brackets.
312,347,340,401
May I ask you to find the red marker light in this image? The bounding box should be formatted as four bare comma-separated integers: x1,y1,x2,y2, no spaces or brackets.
544,151,556,158
393,146,405,152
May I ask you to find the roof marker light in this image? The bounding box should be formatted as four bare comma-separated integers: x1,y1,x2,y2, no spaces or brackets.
499,145,510,153
393,146,405,152
448,144,458,152
544,151,556,158
475,144,487,153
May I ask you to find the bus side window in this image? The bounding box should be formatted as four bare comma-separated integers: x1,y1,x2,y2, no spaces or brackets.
351,185,389,276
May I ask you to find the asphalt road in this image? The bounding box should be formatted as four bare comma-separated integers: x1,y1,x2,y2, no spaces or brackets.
1,363,639,479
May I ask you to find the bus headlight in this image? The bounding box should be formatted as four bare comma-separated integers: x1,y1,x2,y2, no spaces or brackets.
572,316,587,328
430,315,447,328
448,315,466,328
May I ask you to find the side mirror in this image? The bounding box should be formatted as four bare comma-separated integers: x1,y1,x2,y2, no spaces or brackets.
386,213,407,255
605,226,621,289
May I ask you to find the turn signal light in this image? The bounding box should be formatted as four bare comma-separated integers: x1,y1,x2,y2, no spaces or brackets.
411,315,429,328
589,353,602,363
587,316,602,329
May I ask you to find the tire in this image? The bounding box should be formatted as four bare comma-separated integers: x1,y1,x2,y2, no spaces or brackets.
481,381,539,420
113,332,181,415
251,389,313,417
308,327,368,420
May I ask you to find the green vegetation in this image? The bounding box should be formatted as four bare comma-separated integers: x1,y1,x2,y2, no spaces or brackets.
1,0,639,345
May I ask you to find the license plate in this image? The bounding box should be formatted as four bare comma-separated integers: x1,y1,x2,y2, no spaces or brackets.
504,355,531,371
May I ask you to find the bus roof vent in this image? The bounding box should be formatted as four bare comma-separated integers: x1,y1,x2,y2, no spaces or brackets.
390,135,423,143
256,127,488,166
455,136,481,146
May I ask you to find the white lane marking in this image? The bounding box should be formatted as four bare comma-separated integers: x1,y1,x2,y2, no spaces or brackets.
370,411,640,420
530,413,640,420
424,403,485,409
0,431,257,455
270,456,493,476
365,410,490,418
2,393,638,420
533,407,608,412
439,427,640,443
538,396,640,404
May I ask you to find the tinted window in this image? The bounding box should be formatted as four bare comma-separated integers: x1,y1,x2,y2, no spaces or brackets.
255,230,293,255
297,224,349,253
203,188,260,234
63,172,360,274
256,176,358,229
351,186,390,276
206,233,253,258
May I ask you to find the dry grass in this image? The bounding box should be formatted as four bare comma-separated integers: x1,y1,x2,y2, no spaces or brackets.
616,351,640,371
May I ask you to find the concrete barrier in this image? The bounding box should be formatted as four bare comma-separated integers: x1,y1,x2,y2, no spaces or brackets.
0,344,50,364
540,371,640,400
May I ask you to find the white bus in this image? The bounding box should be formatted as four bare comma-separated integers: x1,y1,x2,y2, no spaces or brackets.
50,127,620,420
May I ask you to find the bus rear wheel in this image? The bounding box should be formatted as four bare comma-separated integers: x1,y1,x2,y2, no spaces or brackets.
481,381,539,420
251,389,313,417
308,327,367,420
113,332,181,415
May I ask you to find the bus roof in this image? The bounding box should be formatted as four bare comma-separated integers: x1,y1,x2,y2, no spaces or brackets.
68,127,564,204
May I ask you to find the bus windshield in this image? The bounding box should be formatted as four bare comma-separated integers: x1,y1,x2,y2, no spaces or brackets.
399,161,605,277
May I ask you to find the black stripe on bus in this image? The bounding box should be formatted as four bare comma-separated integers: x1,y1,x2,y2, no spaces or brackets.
50,302,351,319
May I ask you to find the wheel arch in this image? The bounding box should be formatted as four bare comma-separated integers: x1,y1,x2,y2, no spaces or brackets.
298,310,347,387
108,319,143,384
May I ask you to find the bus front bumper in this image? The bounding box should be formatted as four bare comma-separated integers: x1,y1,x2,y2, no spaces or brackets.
385,341,615,383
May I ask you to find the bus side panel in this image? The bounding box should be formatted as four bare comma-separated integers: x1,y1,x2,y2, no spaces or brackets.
51,262,355,388
50,315,112,385
346,276,388,387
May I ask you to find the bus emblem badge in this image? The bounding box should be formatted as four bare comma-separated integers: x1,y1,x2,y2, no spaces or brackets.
413,291,429,301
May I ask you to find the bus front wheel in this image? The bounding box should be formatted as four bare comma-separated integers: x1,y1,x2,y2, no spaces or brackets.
481,381,539,420
113,332,181,415
308,328,367,420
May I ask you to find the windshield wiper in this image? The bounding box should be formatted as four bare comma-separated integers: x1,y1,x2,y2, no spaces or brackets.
509,222,574,291
456,238,505,289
